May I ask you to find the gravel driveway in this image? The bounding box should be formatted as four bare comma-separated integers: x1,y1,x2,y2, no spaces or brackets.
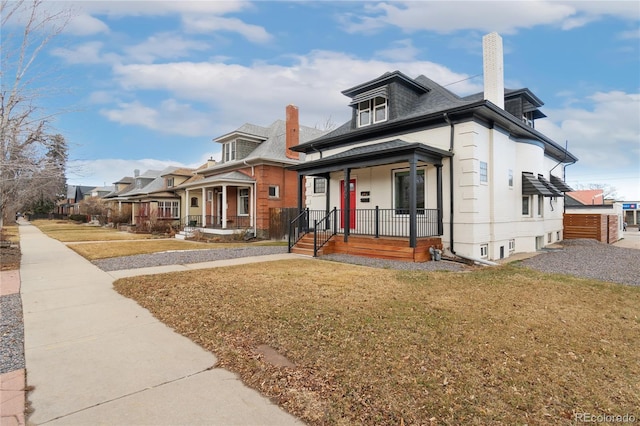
519,238,640,286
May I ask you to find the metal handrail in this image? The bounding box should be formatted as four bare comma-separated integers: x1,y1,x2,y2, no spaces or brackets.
288,208,309,252
313,207,337,256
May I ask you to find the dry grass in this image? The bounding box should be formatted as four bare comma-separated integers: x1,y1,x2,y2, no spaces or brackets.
31,220,155,242
114,259,640,425
68,239,286,260
0,226,21,270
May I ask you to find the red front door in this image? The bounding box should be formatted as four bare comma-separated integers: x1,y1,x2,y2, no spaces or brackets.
340,179,356,229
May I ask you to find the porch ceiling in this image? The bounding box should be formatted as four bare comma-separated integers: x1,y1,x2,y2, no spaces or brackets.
289,139,452,176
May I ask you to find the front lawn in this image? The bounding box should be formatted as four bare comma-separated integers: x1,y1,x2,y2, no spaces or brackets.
31,220,155,242
114,259,640,425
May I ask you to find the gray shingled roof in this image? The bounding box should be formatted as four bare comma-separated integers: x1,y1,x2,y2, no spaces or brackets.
117,167,179,198
304,72,474,143
199,119,326,175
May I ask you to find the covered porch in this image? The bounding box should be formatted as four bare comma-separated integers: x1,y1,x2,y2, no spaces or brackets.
181,171,256,236
289,140,452,260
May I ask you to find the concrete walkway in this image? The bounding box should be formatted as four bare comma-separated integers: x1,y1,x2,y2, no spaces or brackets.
18,222,303,425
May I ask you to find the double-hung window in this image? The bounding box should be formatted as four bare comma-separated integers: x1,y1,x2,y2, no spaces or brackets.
358,96,387,127
224,141,236,162
238,188,249,215
394,169,425,214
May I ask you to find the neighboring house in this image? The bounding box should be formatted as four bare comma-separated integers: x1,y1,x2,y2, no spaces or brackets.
289,33,577,262
565,189,607,206
564,190,624,243
111,167,190,229
89,185,115,199
103,176,135,219
55,185,95,216
175,105,325,238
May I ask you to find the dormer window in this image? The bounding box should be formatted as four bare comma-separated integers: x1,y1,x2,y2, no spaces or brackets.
167,177,174,188
358,96,387,127
223,141,236,162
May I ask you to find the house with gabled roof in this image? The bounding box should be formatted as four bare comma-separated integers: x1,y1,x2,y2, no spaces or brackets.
55,185,95,216
175,105,325,238
108,167,191,229
289,33,577,262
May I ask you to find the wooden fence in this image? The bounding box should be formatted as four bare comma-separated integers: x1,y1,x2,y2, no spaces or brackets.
269,207,298,240
563,214,619,244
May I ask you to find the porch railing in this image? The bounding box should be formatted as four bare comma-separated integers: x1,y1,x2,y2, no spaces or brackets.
289,206,441,253
288,209,309,252
313,207,337,256
343,207,440,238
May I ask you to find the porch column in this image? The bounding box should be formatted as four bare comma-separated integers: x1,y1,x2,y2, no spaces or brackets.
201,187,206,226
324,174,331,216
436,164,443,235
343,168,351,242
185,188,190,224
221,184,228,229
409,156,417,248
251,182,256,231
297,173,304,213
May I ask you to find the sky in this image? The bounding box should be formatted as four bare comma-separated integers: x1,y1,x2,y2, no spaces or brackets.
4,0,640,200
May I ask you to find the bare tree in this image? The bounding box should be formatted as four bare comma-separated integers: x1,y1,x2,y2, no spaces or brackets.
0,0,71,226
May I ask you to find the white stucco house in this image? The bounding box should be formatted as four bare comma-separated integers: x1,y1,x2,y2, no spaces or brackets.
289,33,577,262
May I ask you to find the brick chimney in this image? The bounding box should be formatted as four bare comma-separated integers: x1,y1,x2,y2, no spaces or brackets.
482,32,504,109
285,104,299,160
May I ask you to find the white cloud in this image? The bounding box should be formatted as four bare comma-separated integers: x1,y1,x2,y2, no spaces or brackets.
64,12,109,35
535,90,640,198
375,39,420,61
66,158,191,187
340,1,639,35
123,33,210,64
108,50,481,137
619,28,640,40
182,15,272,43
50,41,121,65
100,99,218,137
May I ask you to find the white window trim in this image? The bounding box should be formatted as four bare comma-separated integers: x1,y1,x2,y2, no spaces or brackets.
313,177,326,194
480,244,489,259
357,97,387,128
158,201,179,219
480,161,488,184
238,187,249,216
537,195,544,217
522,195,532,217
268,185,280,199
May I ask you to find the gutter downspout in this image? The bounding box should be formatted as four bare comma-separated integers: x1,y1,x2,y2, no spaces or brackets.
443,113,456,255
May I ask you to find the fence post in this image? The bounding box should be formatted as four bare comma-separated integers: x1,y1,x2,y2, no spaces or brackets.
375,206,380,238
313,219,318,257
332,207,337,235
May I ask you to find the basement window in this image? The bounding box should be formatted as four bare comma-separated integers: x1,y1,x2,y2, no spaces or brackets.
480,244,488,259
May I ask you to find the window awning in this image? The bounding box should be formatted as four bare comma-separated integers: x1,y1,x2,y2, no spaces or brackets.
550,175,573,192
349,86,388,106
537,175,563,197
522,172,554,196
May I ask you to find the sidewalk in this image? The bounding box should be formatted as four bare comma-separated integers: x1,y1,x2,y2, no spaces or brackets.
16,222,303,425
